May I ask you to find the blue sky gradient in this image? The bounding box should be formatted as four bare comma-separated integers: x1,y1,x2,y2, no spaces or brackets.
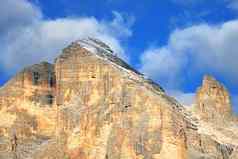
1,0,238,112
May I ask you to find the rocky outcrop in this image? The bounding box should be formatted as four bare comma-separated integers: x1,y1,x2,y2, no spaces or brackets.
187,75,238,158
0,62,56,109
195,75,233,122
0,62,57,159
54,39,189,159
0,38,237,159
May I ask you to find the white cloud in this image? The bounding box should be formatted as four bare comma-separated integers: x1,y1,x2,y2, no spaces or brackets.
140,47,186,89
141,20,238,87
0,0,42,34
0,0,133,74
140,20,238,105
168,90,195,106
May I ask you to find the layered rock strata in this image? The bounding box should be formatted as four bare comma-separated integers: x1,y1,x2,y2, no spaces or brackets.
0,38,237,159
195,75,232,122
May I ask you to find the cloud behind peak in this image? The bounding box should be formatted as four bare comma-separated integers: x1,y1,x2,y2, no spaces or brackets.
0,0,134,75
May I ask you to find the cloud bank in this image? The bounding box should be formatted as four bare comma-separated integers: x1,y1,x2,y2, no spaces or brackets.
141,20,238,85
140,20,238,105
0,0,133,74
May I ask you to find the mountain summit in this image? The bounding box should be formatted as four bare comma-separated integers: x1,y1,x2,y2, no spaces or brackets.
0,39,238,159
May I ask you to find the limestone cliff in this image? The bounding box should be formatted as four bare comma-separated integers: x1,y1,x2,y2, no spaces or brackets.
0,38,237,159
0,62,55,109
195,75,233,122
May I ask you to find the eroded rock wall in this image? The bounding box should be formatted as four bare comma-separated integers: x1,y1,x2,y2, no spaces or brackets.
0,62,57,159
0,39,237,159
55,43,189,159
195,75,232,121
0,62,56,109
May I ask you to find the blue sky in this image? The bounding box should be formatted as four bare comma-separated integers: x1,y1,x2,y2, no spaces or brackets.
0,0,238,112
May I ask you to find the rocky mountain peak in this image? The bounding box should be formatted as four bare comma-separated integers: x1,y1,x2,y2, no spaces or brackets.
76,37,114,54
195,75,232,121
202,75,223,89
0,40,238,159
57,37,142,76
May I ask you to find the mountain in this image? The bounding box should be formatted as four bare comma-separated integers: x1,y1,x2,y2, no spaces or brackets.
0,38,237,159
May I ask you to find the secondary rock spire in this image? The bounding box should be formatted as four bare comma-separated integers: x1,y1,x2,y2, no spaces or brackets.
195,75,232,121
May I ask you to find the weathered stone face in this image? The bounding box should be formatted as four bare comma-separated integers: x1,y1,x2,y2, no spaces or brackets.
54,41,188,159
0,38,238,159
195,75,232,121
0,62,57,159
0,62,56,109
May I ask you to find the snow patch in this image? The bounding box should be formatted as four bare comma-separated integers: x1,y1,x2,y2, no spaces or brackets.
76,37,114,56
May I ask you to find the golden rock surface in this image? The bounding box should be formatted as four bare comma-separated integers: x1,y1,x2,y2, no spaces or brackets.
0,38,237,159
196,75,233,121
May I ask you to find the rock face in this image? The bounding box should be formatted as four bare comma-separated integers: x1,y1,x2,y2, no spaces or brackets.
0,62,56,109
195,75,232,122
0,38,237,159
54,40,188,159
